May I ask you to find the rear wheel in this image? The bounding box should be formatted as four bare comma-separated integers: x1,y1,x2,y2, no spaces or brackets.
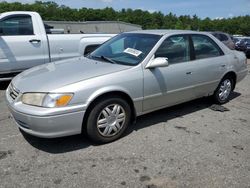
86,97,131,143
213,77,234,104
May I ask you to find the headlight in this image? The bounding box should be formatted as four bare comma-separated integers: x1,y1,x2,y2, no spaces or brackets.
22,93,46,106
22,93,73,108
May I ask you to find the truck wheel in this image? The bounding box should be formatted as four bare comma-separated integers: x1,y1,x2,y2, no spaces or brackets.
86,97,131,143
213,77,234,104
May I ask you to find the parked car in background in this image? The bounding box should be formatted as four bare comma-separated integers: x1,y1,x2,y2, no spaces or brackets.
6,30,248,143
0,11,115,81
233,37,240,44
243,38,250,58
210,31,235,50
235,37,247,51
234,37,250,57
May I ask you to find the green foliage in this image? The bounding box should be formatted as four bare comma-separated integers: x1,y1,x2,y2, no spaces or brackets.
0,1,249,35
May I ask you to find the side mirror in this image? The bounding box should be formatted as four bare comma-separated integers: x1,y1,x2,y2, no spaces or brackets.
146,57,169,69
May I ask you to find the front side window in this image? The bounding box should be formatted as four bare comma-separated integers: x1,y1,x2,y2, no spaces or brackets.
0,15,34,36
155,35,190,64
192,35,223,60
89,33,161,66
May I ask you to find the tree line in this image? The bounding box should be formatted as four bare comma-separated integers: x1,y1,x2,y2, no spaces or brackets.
0,1,249,35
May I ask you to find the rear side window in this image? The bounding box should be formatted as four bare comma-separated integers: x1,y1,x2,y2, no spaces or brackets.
0,15,34,36
192,35,223,60
155,35,190,64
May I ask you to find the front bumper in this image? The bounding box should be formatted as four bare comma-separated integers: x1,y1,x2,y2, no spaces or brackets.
6,90,86,138
8,105,85,138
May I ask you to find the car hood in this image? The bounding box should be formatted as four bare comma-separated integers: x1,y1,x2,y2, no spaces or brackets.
12,57,130,92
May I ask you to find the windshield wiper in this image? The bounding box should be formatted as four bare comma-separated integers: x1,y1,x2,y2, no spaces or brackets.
100,56,117,64
90,55,117,64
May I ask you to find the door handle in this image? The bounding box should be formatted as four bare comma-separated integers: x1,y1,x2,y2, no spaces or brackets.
220,64,226,68
186,71,192,75
29,39,41,43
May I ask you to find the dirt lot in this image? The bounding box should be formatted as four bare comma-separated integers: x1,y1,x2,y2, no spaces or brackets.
0,60,250,188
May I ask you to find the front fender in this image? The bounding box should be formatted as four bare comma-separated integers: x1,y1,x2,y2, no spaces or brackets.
86,86,132,105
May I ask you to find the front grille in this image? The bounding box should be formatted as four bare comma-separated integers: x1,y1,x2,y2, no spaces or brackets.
9,83,20,101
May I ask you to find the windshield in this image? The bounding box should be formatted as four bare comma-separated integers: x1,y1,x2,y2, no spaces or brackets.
89,33,161,66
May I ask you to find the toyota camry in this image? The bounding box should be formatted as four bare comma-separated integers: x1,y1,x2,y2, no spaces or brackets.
6,30,248,143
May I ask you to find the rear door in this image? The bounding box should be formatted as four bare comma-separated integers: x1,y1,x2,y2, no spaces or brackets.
189,34,227,97
0,14,46,74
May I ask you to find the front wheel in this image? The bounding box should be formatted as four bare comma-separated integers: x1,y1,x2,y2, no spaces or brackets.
213,77,234,104
86,97,131,143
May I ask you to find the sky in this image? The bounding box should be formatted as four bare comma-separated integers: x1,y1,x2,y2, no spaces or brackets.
2,0,250,19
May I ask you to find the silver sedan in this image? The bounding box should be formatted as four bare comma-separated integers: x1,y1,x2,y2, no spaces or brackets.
6,30,248,143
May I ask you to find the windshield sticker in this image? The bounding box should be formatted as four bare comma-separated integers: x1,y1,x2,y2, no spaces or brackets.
124,48,142,57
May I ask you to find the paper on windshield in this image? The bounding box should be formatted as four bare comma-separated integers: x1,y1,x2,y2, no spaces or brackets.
124,48,142,57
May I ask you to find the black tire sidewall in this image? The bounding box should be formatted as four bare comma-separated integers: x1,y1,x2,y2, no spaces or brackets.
86,97,131,143
214,77,233,104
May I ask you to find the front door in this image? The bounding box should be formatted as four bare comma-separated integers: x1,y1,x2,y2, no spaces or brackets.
143,35,196,112
0,14,45,74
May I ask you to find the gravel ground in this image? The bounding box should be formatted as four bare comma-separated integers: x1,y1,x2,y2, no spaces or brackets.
0,60,250,188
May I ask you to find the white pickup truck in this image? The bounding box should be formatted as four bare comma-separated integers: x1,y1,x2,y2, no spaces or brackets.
0,11,115,81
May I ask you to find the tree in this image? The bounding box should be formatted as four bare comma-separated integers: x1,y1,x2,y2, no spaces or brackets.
0,1,249,35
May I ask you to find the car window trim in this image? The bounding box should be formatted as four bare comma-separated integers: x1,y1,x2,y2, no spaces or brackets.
188,35,195,61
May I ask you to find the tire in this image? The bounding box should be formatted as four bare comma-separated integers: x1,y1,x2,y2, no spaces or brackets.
86,97,131,143
213,76,234,104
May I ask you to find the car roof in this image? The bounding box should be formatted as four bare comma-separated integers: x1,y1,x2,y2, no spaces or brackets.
126,29,206,36
209,31,230,35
